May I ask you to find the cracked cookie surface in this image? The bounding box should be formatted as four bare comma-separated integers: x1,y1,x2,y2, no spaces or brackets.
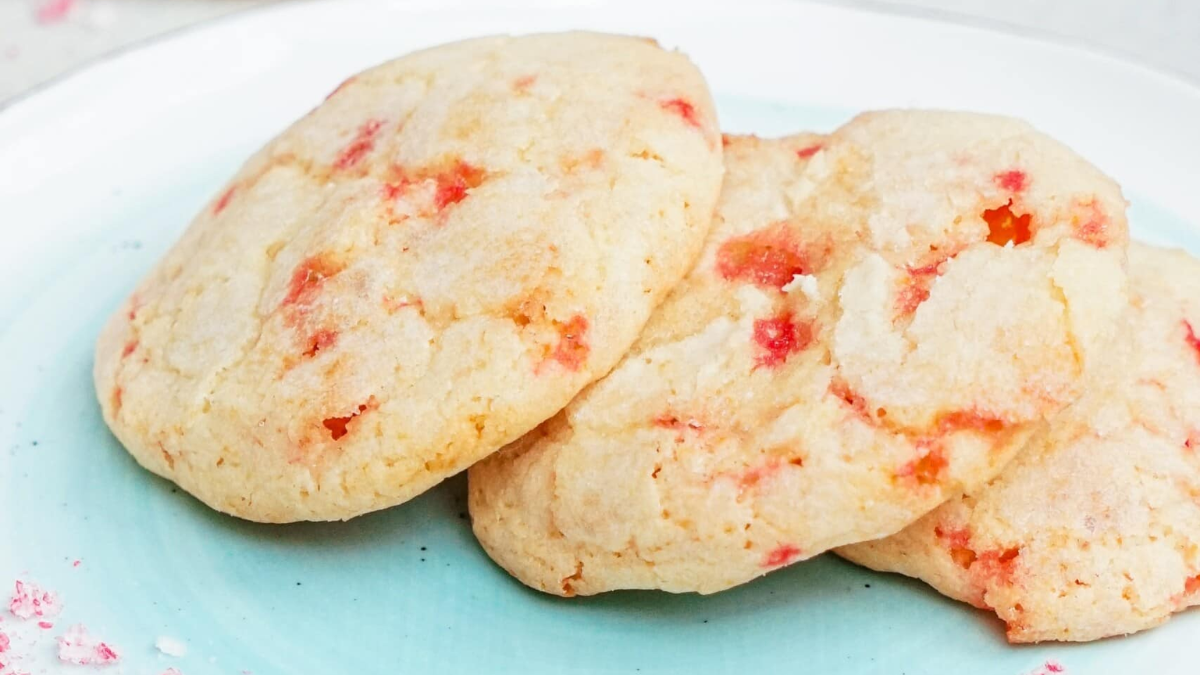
839,242,1200,643
468,111,1129,595
93,32,723,522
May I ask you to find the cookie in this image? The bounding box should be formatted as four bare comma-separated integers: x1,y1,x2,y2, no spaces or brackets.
839,242,1200,643
93,32,723,522
468,111,1129,596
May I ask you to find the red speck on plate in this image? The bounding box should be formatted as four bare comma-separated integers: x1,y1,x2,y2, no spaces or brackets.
9,579,61,620
57,624,120,666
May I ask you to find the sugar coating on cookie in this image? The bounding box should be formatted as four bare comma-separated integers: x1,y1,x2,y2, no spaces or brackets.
839,242,1200,643
468,111,1129,596
93,32,723,522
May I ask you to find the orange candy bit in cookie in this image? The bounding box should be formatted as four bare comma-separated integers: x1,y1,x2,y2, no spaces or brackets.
333,119,385,171
212,186,236,215
659,98,701,128
653,413,704,439
549,315,590,372
934,526,976,569
735,459,782,494
752,313,812,369
895,281,931,317
512,74,537,92
975,547,1021,585
433,161,486,211
322,399,375,441
795,143,823,159
282,255,343,308
301,329,338,358
1186,321,1200,364
829,379,872,422
993,170,1027,193
1184,575,1200,597
716,228,807,290
762,544,802,568
383,159,487,215
982,200,1033,247
1073,198,1111,248
937,410,1007,434
898,446,948,485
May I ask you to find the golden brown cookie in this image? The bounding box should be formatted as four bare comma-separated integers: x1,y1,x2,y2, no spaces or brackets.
94,32,723,522
469,111,1129,595
840,242,1200,643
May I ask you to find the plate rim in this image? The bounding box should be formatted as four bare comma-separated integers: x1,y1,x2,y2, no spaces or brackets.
2,0,1199,118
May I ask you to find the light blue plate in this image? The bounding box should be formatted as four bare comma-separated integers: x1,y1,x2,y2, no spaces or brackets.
2,2,1199,673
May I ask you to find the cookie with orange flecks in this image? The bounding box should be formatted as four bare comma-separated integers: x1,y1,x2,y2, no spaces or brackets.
468,111,1129,596
839,242,1200,643
93,32,723,522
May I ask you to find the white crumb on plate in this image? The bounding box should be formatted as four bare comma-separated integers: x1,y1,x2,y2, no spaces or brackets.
156,635,188,657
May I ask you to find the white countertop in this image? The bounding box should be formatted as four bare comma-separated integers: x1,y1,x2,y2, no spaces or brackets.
1,0,1198,103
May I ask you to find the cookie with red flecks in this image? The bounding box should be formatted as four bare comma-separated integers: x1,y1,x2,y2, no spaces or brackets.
839,242,1200,643
468,111,1129,596
93,32,723,522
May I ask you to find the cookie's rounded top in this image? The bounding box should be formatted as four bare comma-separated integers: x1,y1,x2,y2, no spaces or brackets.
94,32,723,522
469,111,1129,596
840,242,1200,643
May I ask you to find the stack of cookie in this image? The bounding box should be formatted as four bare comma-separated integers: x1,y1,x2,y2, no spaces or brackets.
93,32,1200,644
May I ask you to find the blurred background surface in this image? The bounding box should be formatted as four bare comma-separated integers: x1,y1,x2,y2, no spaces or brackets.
1,0,1198,103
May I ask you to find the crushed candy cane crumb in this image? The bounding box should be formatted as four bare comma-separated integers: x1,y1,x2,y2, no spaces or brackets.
160,669,184,675
57,624,119,666
9,580,62,620
155,635,188,657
